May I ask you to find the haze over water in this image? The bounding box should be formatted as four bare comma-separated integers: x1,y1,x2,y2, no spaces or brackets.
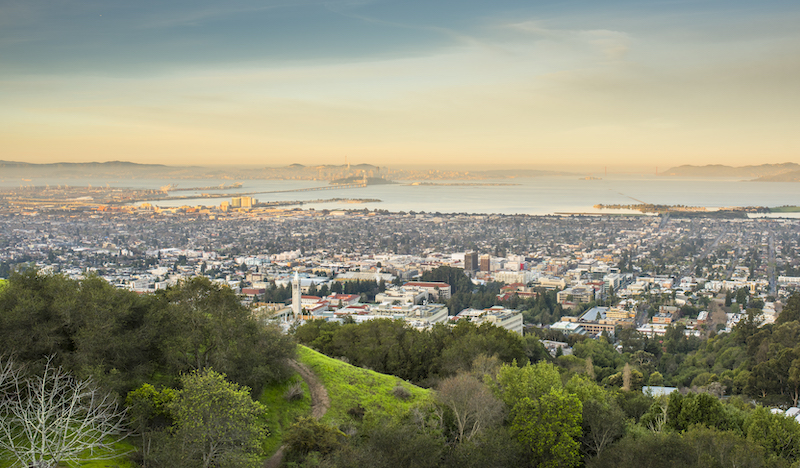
5,176,799,216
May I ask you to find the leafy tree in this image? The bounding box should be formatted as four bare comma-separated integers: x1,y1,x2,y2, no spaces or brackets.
736,288,750,308
744,406,800,464
284,416,345,460
491,361,561,407
443,426,525,468
126,383,176,433
573,337,622,380
152,277,294,393
684,425,766,468
324,416,443,468
669,392,724,432
649,371,664,386
566,376,625,458
510,388,583,468
777,294,800,324
490,362,583,467
580,397,626,459
588,431,695,468
166,369,267,468
0,271,293,397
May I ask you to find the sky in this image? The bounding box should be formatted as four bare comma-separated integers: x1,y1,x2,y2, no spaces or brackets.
1,0,799,171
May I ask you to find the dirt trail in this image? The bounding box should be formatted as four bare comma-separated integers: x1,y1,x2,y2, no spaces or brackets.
264,359,329,468
288,360,330,419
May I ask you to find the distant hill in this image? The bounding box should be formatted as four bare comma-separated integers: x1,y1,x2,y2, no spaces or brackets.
0,160,570,182
0,160,217,179
661,163,800,179
752,170,800,182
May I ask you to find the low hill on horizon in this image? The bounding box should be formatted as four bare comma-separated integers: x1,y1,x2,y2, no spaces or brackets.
752,169,800,182
0,160,218,179
661,163,800,179
0,160,574,182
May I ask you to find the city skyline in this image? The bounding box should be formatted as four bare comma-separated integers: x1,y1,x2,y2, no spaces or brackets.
2,0,799,169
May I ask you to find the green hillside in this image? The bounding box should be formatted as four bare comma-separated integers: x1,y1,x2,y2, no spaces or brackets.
258,345,430,458
258,372,312,456
296,345,431,424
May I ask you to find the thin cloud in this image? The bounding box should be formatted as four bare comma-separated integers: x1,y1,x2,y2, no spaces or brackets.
581,29,631,60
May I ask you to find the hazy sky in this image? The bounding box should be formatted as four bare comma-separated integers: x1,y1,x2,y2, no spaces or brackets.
1,0,799,170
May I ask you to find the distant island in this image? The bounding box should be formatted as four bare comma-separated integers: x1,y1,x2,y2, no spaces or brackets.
594,203,800,218
660,163,800,181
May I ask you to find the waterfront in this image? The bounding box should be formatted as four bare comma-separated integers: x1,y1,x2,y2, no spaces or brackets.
2,175,800,216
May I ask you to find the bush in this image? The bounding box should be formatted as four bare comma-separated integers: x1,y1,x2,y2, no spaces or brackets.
284,381,305,402
284,417,346,458
393,385,412,400
347,404,366,421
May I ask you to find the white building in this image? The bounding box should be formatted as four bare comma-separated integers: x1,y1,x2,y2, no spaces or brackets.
402,281,452,300
375,287,428,305
453,306,524,335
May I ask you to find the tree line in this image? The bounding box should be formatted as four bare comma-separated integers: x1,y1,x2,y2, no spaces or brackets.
0,270,295,467
282,353,800,468
285,292,800,468
292,318,548,387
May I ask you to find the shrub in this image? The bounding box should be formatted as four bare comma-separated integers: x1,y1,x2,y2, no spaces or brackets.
393,385,412,400
347,404,366,421
284,381,305,402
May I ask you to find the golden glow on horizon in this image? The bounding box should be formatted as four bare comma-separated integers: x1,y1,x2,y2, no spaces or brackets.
2,11,799,168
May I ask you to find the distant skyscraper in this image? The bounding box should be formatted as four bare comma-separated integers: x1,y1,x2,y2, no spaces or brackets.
464,252,478,271
479,254,491,272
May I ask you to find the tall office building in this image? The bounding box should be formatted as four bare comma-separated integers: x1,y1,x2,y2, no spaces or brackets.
464,251,478,271
479,254,491,272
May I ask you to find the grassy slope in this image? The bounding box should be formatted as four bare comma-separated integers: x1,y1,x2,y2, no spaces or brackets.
296,345,431,425
3,344,431,464
0,441,137,468
258,372,312,456
67,442,137,468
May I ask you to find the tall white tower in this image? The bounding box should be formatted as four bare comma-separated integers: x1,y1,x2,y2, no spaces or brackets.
292,271,301,318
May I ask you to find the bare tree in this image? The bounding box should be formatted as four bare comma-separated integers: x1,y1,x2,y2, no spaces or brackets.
646,397,669,433
0,358,128,468
584,356,595,380
622,363,632,392
436,373,503,444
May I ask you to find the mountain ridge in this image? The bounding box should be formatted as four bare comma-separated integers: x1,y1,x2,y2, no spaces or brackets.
661,163,800,179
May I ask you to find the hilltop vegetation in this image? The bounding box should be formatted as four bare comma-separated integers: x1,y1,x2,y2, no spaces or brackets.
293,317,546,387
0,270,295,467
2,269,800,467
296,346,430,423
289,293,800,468
0,270,294,396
